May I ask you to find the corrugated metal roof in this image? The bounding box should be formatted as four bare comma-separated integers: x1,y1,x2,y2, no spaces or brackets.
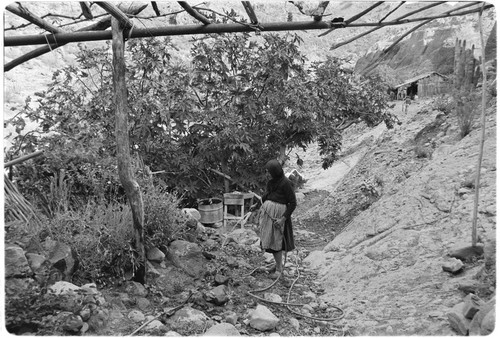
394,72,449,88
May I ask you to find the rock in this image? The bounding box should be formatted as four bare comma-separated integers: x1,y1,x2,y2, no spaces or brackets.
442,258,464,274
145,319,165,331
146,261,162,279
87,308,109,331
124,281,148,297
182,208,201,221
214,273,230,285
447,302,471,335
80,322,90,334
48,281,80,295
227,229,259,245
248,305,280,331
5,244,31,277
448,243,484,262
79,303,97,321
136,297,151,311
147,246,165,262
264,292,283,303
46,241,79,281
165,331,182,336
289,317,300,331
462,293,484,319
128,309,145,323
470,296,495,335
205,285,229,305
4,277,37,296
224,311,238,325
25,252,46,272
61,314,84,333
204,322,240,336
169,240,202,257
480,308,495,335
80,283,99,295
168,306,209,330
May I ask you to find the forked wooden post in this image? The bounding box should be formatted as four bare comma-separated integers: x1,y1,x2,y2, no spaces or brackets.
111,17,146,284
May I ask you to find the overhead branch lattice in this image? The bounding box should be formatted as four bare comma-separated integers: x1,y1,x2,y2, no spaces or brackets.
3,1,495,71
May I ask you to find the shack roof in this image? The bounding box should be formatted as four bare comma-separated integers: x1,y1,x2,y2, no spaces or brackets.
394,72,449,88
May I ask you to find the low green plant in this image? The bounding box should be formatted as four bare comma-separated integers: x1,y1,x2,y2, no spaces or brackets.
414,146,431,159
42,201,135,284
454,91,479,138
431,95,453,114
142,185,190,249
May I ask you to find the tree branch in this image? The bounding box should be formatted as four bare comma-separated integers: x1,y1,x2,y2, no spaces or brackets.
6,3,65,34
178,1,211,24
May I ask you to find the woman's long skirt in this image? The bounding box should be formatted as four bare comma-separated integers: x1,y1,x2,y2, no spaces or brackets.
258,200,295,252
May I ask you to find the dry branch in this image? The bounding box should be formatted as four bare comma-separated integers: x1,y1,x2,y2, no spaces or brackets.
6,3,65,34
318,1,384,37
472,3,488,247
242,1,259,24
4,3,493,47
95,2,134,29
379,1,405,23
79,2,94,19
4,3,147,72
178,1,211,24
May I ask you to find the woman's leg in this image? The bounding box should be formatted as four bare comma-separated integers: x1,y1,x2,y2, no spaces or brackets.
273,250,283,273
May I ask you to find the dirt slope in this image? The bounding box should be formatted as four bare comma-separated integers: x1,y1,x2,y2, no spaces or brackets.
292,97,496,335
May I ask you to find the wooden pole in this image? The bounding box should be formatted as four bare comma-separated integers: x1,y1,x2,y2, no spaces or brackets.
4,150,44,168
471,5,488,247
111,17,146,284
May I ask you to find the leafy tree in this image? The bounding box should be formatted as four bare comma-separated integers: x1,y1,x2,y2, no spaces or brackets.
7,32,395,207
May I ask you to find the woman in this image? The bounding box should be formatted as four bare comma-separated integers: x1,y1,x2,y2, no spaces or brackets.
252,159,297,277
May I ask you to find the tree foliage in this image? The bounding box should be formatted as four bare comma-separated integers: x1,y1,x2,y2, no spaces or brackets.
6,31,395,207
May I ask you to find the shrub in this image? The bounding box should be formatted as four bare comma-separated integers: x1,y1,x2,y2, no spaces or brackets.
142,185,191,249
454,91,480,139
431,95,453,114
42,201,135,284
414,146,431,159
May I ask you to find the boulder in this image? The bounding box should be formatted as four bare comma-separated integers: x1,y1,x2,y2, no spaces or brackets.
182,208,201,221
48,281,80,295
145,319,165,331
87,308,109,331
147,246,165,262
168,306,209,330
204,323,240,336
25,252,46,272
128,309,145,323
248,305,280,331
227,229,259,245
124,281,148,297
447,302,471,335
224,311,238,325
470,296,495,335
5,244,31,277
205,285,229,305
61,314,84,333
480,308,495,335
214,273,230,286
442,258,464,274
462,293,484,319
289,317,300,331
46,241,79,281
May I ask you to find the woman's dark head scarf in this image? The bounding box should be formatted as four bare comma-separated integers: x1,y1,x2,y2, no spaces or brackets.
265,159,284,180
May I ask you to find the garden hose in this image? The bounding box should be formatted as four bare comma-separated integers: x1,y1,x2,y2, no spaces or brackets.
246,247,345,322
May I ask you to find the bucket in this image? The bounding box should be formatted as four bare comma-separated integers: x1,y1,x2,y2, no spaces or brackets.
197,198,223,224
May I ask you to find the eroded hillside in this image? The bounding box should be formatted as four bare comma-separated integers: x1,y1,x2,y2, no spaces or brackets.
296,96,496,335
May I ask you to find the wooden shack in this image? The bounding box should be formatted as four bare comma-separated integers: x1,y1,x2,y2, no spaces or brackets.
394,72,450,99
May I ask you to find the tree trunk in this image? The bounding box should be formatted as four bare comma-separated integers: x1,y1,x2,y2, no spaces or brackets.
111,18,146,284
